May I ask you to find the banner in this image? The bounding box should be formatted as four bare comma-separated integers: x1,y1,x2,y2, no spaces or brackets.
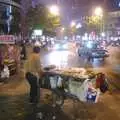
0,35,15,44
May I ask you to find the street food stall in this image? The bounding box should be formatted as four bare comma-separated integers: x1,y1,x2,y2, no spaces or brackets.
41,66,104,106
0,35,20,77
35,66,109,120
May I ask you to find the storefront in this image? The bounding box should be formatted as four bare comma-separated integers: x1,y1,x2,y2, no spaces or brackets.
0,35,20,76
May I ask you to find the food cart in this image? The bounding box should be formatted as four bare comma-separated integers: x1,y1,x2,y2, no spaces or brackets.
42,67,100,106
0,35,20,77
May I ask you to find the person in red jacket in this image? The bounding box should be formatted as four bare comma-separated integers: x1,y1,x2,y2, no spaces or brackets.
96,73,105,88
96,73,109,93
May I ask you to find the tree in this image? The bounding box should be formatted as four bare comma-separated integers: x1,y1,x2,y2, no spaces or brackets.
86,16,103,34
46,12,60,30
26,4,46,33
25,4,60,36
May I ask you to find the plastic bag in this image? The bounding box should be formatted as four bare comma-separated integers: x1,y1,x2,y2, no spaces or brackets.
86,89,100,103
57,76,63,87
76,79,100,103
50,77,57,89
1,65,10,78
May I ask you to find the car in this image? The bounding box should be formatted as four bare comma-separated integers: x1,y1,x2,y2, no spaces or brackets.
78,47,88,56
109,40,120,47
53,43,68,50
91,49,109,58
78,47,109,61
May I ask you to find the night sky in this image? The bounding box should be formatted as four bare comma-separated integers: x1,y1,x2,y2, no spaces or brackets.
30,0,120,25
35,0,120,10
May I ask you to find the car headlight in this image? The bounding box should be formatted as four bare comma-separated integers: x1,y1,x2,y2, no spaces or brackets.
86,42,93,49
54,44,60,49
62,44,68,49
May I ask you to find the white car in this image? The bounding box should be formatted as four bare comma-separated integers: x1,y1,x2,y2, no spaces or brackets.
53,43,68,50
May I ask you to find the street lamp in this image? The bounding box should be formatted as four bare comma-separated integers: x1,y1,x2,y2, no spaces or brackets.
94,7,103,17
62,27,65,31
76,23,82,29
49,5,59,16
70,21,76,27
61,27,65,32
94,7,104,36
101,32,105,37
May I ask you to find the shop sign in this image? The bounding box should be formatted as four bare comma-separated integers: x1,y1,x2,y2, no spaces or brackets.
0,35,15,44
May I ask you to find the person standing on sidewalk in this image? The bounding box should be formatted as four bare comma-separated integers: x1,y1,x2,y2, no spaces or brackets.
25,46,43,103
20,43,27,60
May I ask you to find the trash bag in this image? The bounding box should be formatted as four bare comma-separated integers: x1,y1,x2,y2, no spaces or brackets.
1,65,10,79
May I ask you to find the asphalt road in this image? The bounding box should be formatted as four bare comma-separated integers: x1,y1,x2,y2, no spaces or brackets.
41,43,120,72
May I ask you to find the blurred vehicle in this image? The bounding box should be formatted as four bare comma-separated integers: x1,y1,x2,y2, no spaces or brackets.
110,39,120,46
78,40,109,60
91,49,109,58
53,42,68,50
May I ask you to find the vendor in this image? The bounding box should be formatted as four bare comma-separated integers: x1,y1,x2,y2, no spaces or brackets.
96,73,108,93
96,73,105,88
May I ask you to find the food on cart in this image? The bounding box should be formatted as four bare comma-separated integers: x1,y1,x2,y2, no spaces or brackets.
44,65,56,71
42,66,105,105
52,68,96,79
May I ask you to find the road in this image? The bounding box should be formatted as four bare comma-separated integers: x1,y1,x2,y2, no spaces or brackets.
0,42,120,120
40,43,120,74
41,43,119,68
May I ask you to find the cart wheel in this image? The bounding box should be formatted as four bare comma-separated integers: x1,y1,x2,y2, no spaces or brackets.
52,91,64,107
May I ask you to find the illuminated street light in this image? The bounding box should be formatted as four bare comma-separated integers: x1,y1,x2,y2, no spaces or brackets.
101,32,105,37
94,7,103,17
61,27,65,32
76,23,82,29
71,21,76,27
49,5,59,16
62,27,65,31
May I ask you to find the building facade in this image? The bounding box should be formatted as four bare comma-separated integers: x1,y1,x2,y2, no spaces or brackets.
106,10,120,38
0,0,21,34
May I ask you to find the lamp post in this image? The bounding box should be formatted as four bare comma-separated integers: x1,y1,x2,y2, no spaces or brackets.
94,7,103,17
94,7,104,36
70,21,76,27
61,27,65,31
49,5,59,16
70,21,76,40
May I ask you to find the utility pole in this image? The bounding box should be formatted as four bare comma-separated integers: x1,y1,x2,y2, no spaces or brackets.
103,0,108,37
